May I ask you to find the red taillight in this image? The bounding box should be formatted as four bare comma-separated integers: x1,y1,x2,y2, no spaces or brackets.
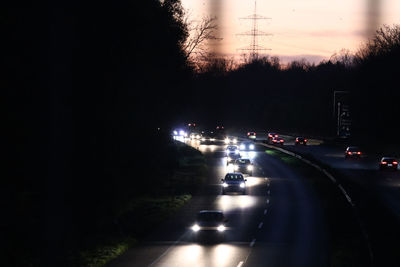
357,152,361,155
393,161,398,165
304,139,307,142
347,152,352,155
381,162,387,164
247,132,250,135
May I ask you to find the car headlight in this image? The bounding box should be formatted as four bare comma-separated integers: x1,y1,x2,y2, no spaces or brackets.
173,130,178,135
222,182,228,187
201,138,206,141
225,138,230,144
247,165,253,171
210,138,215,141
240,144,245,150
228,157,232,161
192,224,200,232
233,139,237,144
235,149,239,154
249,144,255,150
240,182,245,188
217,225,226,232
233,165,239,170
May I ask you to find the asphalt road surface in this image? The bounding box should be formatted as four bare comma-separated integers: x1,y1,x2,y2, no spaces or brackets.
108,139,328,267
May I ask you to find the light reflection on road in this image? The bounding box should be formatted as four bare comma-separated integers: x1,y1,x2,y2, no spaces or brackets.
153,243,248,267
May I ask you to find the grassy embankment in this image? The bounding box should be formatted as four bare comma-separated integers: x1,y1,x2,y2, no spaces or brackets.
75,141,206,267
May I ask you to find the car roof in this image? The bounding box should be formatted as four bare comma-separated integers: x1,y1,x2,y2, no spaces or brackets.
381,157,396,160
347,146,359,149
198,210,223,214
226,172,243,175
227,145,237,149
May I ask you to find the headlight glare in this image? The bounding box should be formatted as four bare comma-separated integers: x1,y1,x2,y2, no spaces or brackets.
247,165,253,170
240,182,245,188
222,182,228,188
192,224,200,232
249,144,255,150
217,225,226,232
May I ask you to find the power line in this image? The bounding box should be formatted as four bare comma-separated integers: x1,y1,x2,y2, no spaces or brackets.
237,0,272,60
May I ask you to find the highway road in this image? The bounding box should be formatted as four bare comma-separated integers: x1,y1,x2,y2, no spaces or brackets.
107,140,329,267
251,133,400,266
275,134,400,220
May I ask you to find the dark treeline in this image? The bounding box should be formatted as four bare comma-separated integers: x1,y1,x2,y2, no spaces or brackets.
3,0,400,265
3,0,193,266
191,25,400,143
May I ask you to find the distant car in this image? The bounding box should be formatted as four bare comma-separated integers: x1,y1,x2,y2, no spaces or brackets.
224,136,238,145
295,137,308,145
200,131,217,144
247,132,256,140
267,132,279,141
233,158,253,175
271,137,284,145
191,210,228,240
221,173,247,194
226,153,241,165
239,141,255,151
226,145,239,156
345,146,362,159
379,157,398,171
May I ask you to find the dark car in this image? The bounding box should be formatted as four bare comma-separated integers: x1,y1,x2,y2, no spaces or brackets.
295,137,308,145
200,131,217,144
267,132,279,142
226,153,241,165
221,173,247,194
233,158,253,175
271,137,284,145
379,157,398,171
345,146,362,159
239,141,255,151
247,132,256,140
226,145,239,156
191,210,228,241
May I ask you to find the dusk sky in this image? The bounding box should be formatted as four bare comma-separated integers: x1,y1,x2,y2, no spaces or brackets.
182,0,400,63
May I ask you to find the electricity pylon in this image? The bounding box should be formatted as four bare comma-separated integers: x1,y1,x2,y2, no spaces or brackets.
237,1,272,60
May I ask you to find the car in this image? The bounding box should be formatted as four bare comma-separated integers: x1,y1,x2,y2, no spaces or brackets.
379,157,398,171
233,158,254,175
221,173,247,194
295,137,308,145
247,132,256,140
271,137,284,145
200,131,217,144
191,210,228,241
239,141,255,151
267,132,279,141
345,146,362,159
226,145,239,156
224,136,238,145
226,153,241,165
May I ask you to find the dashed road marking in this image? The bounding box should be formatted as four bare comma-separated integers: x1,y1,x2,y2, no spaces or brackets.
258,222,263,229
264,209,268,215
237,261,244,267
267,190,270,195
250,238,256,247
266,199,270,204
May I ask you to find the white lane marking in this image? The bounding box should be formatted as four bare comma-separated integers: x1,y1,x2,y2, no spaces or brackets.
264,209,268,215
250,238,256,247
237,261,244,267
267,190,270,195
266,198,270,204
258,222,263,229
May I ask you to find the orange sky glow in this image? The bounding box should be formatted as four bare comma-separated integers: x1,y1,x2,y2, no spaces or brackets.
181,0,400,63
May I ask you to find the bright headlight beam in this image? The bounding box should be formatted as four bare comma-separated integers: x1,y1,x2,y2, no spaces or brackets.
192,224,200,232
217,225,226,232
240,182,245,188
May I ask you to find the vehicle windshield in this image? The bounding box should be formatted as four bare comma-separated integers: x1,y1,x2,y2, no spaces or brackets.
225,174,244,180
236,159,250,164
197,212,223,222
382,158,395,162
348,147,360,151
